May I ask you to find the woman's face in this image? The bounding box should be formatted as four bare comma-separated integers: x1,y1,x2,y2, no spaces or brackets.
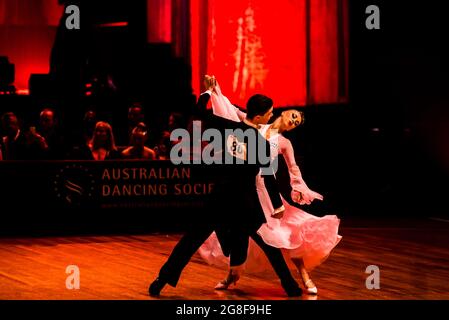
94,124,109,143
280,110,303,132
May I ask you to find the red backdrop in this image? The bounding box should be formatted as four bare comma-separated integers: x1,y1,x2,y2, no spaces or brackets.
0,0,348,103
0,0,62,91
191,0,349,107
147,0,172,43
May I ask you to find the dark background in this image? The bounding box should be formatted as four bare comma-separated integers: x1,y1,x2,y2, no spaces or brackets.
293,0,449,219
1,0,449,235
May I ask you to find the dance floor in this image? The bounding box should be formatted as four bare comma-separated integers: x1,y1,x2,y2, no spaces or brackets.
1,217,449,300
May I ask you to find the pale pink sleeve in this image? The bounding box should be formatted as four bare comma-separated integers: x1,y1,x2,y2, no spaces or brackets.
279,135,306,189
279,135,324,203
211,81,246,122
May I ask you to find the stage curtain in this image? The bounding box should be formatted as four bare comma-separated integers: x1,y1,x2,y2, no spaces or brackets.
190,0,348,107
309,0,348,104
147,0,172,43
0,0,62,90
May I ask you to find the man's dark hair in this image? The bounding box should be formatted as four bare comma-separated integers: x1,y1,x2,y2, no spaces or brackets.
246,94,273,119
128,102,144,113
40,108,55,116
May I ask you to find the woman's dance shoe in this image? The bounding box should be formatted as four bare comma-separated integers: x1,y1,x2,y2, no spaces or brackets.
303,279,318,295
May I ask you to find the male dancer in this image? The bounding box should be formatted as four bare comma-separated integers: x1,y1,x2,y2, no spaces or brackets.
200,77,304,295
149,76,302,297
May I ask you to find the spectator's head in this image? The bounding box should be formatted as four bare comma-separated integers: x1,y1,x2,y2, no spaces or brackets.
168,112,183,131
39,108,56,133
154,131,171,160
128,103,144,127
246,94,274,125
83,110,96,125
82,110,96,135
1,112,20,139
130,122,148,148
90,121,116,151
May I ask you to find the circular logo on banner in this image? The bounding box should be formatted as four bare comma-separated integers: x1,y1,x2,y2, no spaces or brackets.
54,164,95,205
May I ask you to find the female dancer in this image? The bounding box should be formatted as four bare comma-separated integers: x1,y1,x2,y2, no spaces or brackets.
70,121,121,160
198,77,342,294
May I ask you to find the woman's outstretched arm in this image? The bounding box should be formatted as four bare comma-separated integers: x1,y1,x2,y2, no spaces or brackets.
279,135,323,205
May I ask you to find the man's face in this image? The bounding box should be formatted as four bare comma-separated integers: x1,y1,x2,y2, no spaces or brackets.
131,127,147,147
256,107,274,125
3,115,19,138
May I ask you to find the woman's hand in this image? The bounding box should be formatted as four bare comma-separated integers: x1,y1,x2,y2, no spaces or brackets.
292,188,323,205
203,75,216,91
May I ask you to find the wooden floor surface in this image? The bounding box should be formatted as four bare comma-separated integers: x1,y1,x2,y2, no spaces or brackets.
1,217,449,300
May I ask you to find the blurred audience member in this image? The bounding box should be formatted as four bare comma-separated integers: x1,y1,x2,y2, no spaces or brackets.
1,112,47,160
168,112,184,132
153,112,186,160
82,110,97,144
70,121,121,160
153,130,171,160
126,103,145,143
121,122,156,160
37,108,65,159
114,102,146,146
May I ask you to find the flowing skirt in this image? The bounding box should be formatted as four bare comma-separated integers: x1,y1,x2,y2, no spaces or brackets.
198,176,342,272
